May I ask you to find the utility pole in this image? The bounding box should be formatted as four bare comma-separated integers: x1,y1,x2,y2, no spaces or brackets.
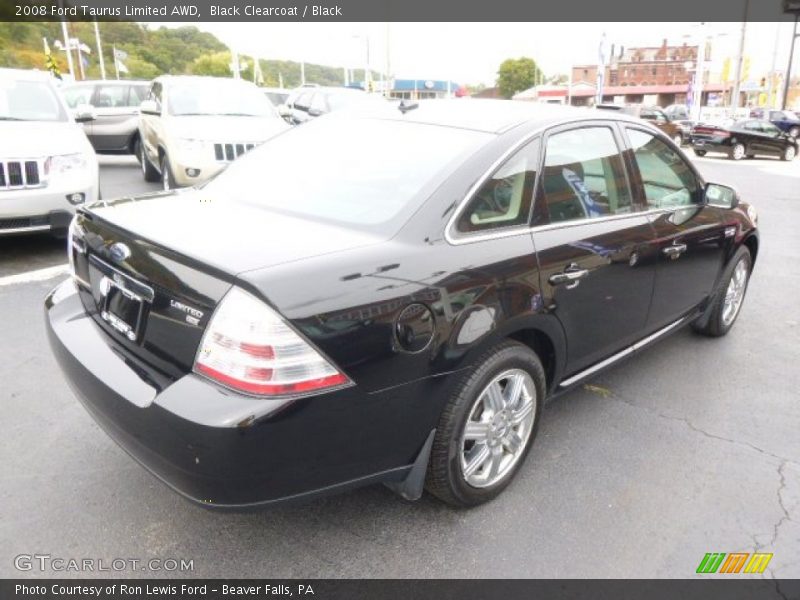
385,22,391,98
93,20,106,80
730,0,749,111
783,15,799,110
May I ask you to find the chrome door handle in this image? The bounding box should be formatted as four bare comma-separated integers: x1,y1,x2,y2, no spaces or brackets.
663,243,687,258
549,265,589,289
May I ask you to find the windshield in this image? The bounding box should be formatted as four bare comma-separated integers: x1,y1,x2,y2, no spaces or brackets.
203,116,491,234
167,79,278,117
0,78,67,122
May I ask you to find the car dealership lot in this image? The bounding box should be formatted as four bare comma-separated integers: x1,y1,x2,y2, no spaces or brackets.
1,154,798,578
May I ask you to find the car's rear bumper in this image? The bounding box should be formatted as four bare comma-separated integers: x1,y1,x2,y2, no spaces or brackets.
691,139,730,152
45,279,443,508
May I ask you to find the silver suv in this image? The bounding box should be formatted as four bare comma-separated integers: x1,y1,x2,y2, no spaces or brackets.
138,76,289,190
62,80,149,154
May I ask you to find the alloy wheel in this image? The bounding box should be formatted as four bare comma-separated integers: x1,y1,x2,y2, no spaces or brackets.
459,368,536,488
731,144,745,160
722,259,749,327
785,146,796,161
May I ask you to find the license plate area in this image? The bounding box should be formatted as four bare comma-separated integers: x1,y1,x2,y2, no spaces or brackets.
89,254,154,343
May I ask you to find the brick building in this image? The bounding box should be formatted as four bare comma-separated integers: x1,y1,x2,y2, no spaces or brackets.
572,39,705,88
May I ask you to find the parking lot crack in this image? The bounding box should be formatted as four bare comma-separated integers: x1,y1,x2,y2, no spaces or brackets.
590,387,800,467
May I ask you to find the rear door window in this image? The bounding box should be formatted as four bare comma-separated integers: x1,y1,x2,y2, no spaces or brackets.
539,126,632,224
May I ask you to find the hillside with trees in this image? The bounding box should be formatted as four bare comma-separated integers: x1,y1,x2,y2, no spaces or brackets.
0,21,379,87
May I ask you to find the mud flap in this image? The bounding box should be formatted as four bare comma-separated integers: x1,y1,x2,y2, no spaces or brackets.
384,429,436,501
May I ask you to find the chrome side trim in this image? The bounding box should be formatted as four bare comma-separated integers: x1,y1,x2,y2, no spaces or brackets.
558,347,635,388
558,316,686,388
0,224,51,234
631,316,686,352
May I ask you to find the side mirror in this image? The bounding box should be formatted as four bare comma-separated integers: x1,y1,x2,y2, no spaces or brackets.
139,99,160,116
704,182,739,209
74,103,96,123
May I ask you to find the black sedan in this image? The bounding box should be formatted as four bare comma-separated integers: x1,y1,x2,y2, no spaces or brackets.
691,119,798,161
46,101,759,508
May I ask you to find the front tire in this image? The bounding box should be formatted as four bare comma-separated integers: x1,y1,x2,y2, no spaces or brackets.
160,154,175,191
692,246,752,337
673,133,683,147
140,141,160,183
693,149,707,157
425,341,545,507
781,145,796,161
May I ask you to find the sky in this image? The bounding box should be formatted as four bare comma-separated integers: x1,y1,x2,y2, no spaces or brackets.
173,21,800,86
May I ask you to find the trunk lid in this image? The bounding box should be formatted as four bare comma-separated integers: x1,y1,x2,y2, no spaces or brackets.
71,190,382,380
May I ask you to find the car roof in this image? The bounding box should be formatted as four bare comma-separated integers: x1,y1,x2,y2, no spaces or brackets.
349,99,631,134
63,79,149,87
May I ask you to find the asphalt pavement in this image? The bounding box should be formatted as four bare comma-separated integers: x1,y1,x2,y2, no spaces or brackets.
0,153,798,579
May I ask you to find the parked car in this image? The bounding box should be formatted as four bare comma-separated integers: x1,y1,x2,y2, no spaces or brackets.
283,85,386,124
47,101,758,508
261,86,289,108
137,76,289,189
749,108,800,138
596,104,685,146
0,68,98,237
663,104,695,144
61,80,149,154
691,118,798,161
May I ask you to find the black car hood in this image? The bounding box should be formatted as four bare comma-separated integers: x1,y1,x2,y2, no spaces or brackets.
87,189,384,275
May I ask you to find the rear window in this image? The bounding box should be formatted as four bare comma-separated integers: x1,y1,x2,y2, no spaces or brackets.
203,116,491,233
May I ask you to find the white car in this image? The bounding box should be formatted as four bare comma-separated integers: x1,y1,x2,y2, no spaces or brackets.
138,76,289,189
0,68,99,237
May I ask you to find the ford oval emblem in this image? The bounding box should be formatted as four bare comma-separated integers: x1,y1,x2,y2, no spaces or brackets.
109,242,131,263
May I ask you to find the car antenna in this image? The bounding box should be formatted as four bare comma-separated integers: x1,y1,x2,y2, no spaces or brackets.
398,100,419,114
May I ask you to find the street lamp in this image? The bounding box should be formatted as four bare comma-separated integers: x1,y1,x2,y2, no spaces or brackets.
782,0,800,110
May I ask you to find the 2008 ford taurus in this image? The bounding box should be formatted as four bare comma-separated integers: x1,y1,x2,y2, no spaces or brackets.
46,100,759,508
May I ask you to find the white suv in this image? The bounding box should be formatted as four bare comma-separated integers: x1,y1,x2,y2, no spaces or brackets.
0,68,99,237
138,76,289,189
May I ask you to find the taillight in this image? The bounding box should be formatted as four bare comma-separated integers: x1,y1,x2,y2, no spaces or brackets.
194,287,351,397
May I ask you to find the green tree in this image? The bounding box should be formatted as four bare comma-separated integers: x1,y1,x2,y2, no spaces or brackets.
496,57,544,99
189,51,233,77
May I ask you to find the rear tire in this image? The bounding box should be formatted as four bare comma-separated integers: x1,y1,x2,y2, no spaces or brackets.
693,149,707,157
140,142,159,183
692,246,752,338
729,143,745,161
781,145,796,161
425,341,545,507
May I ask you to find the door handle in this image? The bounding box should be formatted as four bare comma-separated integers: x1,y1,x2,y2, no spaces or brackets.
549,264,589,289
663,243,688,258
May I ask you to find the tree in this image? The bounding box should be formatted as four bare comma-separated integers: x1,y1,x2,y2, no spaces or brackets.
496,57,544,99
190,51,233,77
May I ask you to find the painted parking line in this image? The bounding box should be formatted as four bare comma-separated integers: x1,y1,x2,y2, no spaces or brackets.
0,264,70,288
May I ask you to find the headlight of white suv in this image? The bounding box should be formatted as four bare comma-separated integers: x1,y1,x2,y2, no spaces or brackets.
175,139,210,161
46,153,89,175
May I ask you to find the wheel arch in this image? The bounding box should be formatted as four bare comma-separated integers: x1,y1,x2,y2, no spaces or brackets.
742,233,758,267
449,314,567,396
